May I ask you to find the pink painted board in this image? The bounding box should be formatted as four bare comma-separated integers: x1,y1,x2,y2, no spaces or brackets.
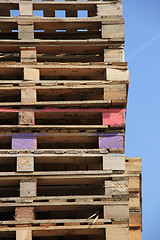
102,109,125,127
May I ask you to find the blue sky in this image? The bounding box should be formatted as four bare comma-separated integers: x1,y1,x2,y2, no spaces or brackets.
123,0,160,239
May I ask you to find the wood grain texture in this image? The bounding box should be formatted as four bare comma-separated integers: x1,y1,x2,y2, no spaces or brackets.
129,228,141,240
15,207,35,221
17,156,34,172
21,88,37,104
106,225,129,240
16,229,32,240
99,133,124,149
103,154,125,171
12,136,37,149
104,204,129,218
102,109,125,127
20,179,37,197
19,111,35,125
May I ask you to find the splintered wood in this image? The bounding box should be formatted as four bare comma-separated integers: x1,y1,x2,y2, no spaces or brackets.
0,0,142,239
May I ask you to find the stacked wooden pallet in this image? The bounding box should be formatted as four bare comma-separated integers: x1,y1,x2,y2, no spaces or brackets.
0,0,142,239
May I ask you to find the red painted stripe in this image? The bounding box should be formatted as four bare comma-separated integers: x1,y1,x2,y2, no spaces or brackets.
0,107,125,114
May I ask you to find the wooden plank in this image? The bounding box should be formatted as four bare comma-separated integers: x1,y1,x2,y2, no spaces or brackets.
104,48,124,62
129,212,142,227
20,47,37,63
97,2,122,16
20,179,37,197
129,192,141,210
103,154,125,171
18,24,34,40
125,158,142,174
17,156,34,172
16,229,32,240
19,2,33,16
102,109,125,127
105,178,128,196
129,228,141,240
106,68,129,82
99,133,124,149
102,23,124,39
23,68,39,81
129,176,140,192
104,84,127,101
15,207,35,221
12,136,37,150
104,204,129,218
19,111,35,125
106,225,129,240
44,9,55,17
21,89,37,104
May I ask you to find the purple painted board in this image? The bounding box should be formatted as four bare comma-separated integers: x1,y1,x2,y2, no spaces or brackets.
99,133,124,149
12,136,37,149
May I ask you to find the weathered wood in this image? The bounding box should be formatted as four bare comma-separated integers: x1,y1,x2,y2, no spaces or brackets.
104,48,124,62
103,154,125,171
129,176,140,192
106,225,129,240
23,68,39,81
15,206,35,221
19,2,33,16
129,192,141,210
104,84,127,101
102,23,124,39
104,204,129,218
20,47,37,63
19,111,35,125
17,156,34,172
16,229,32,240
125,158,142,174
20,179,37,197
12,136,37,150
44,9,55,17
106,68,129,81
18,24,34,40
129,211,142,227
102,109,125,127
99,133,124,149
0,0,142,236
105,178,128,196
129,228,141,240
97,2,122,16
21,88,37,103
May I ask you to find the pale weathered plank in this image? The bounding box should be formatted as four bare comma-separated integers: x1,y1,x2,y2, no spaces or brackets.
97,2,122,16
102,23,124,39
20,179,37,197
104,204,129,218
106,225,129,240
18,24,34,40
106,68,129,81
16,229,32,240
104,48,124,62
19,111,35,125
20,47,37,63
103,154,125,171
17,156,34,172
21,88,37,103
15,206,35,221
19,2,33,16
23,68,39,81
